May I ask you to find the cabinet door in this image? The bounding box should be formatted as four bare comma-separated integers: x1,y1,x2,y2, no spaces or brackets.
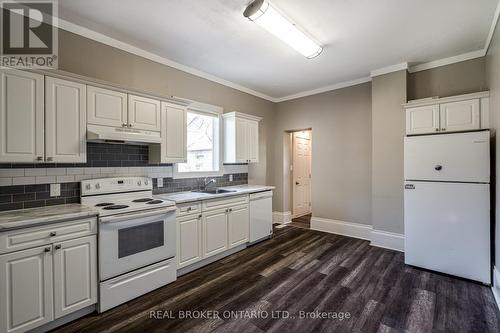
128,95,161,131
440,99,480,132
0,246,53,333
177,214,202,268
45,77,87,163
162,103,187,163
203,209,228,258
87,86,128,127
53,236,97,319
228,204,249,248
405,105,440,135
0,69,44,163
235,118,248,163
247,120,259,163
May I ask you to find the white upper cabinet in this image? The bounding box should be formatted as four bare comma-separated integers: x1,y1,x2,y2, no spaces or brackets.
0,245,54,333
45,77,87,163
128,95,161,131
87,86,128,128
223,112,261,163
163,102,187,162
404,92,489,136
439,99,480,132
0,69,44,163
406,105,440,135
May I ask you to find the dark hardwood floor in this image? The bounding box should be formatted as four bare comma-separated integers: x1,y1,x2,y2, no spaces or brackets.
53,225,500,333
289,213,311,229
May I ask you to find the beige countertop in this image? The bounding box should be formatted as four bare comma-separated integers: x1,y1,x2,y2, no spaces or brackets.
0,204,99,231
154,184,275,204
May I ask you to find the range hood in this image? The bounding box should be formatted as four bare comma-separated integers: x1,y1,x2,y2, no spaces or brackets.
87,124,161,145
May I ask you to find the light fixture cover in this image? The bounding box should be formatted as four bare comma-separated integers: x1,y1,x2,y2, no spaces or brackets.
244,0,322,59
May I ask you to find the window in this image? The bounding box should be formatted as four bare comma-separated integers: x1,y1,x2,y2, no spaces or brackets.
177,111,220,175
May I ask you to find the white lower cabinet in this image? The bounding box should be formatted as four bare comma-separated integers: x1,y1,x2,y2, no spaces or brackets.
0,246,54,333
203,208,229,258
228,205,249,248
0,224,97,333
177,214,203,268
53,236,97,319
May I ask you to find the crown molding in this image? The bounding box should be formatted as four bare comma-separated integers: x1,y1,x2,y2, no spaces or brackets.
274,76,372,102
408,49,486,73
370,62,408,77
485,0,500,54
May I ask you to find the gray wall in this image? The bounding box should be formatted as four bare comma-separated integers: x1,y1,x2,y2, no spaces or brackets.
57,29,276,186
408,57,487,100
371,71,407,234
486,22,500,271
274,83,372,225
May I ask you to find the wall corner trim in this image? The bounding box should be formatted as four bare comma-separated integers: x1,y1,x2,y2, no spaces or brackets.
310,217,405,252
273,211,292,224
370,62,409,78
493,266,500,310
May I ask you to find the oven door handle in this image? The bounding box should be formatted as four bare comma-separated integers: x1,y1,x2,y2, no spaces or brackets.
99,206,176,224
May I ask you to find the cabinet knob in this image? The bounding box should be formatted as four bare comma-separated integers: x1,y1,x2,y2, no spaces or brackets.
122,123,127,127
46,157,53,162
187,207,192,211
435,128,439,132
54,244,61,250
50,231,57,237
44,247,51,253
229,208,233,212
441,128,446,131
128,123,133,128
198,214,202,219
434,165,443,171
36,156,43,161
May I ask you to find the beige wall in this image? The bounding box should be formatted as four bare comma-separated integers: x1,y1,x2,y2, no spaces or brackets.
486,22,500,271
274,83,372,225
57,29,276,185
408,57,487,100
371,71,407,234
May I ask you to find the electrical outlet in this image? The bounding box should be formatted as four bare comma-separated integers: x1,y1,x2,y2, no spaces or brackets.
229,174,233,182
50,183,61,197
157,178,164,188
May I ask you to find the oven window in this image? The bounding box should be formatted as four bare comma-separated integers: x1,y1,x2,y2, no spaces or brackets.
118,221,164,258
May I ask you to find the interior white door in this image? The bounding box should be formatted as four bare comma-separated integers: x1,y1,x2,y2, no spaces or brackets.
53,236,97,319
0,69,44,163
0,245,54,333
177,214,203,268
404,181,490,283
440,99,480,132
162,102,187,163
203,209,228,258
405,105,440,135
128,95,161,131
45,77,87,163
404,131,489,182
235,118,248,163
87,86,128,128
228,205,249,248
293,131,312,217
247,120,259,163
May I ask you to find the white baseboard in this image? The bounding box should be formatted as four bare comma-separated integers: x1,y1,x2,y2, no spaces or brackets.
311,217,372,240
273,211,292,224
493,266,500,310
310,216,405,252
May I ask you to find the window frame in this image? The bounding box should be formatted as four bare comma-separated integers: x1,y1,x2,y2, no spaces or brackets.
173,109,223,179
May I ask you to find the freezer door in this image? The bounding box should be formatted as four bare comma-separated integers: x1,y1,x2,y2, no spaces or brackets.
404,131,489,183
404,181,490,284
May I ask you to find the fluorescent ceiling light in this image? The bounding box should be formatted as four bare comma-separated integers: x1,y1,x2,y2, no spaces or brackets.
243,0,322,59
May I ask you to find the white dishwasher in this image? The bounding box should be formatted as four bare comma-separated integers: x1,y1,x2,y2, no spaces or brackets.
249,191,273,243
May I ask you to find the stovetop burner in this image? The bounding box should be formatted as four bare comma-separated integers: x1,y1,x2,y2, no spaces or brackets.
146,200,163,205
95,203,115,207
132,198,154,203
103,205,130,210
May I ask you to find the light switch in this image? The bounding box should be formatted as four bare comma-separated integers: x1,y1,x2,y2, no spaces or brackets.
157,178,163,188
229,174,233,182
50,183,61,197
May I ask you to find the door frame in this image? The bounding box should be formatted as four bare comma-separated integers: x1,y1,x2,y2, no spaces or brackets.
290,129,312,218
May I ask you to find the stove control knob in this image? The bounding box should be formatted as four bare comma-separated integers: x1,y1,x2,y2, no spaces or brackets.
85,184,91,190
137,180,142,186
144,180,149,185
95,183,101,190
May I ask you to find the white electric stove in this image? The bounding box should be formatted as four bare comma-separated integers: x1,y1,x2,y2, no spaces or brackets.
81,177,177,312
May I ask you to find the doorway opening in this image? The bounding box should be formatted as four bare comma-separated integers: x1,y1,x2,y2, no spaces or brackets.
287,129,312,228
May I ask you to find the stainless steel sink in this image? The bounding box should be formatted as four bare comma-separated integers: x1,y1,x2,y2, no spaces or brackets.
192,188,236,194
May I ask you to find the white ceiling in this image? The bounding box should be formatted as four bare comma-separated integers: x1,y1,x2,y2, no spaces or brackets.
57,0,498,100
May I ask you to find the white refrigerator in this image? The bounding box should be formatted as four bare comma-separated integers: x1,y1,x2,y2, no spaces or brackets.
404,130,491,284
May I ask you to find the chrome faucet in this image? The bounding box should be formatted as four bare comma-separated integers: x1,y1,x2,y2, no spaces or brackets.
201,178,217,191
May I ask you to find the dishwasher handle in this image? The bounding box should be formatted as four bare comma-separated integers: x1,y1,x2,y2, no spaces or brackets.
249,191,273,200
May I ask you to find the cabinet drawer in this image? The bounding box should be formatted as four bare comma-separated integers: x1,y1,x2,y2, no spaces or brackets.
176,201,202,217
202,195,249,211
0,218,97,254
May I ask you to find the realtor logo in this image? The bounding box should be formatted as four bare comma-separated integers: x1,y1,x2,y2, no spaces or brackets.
1,0,58,68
